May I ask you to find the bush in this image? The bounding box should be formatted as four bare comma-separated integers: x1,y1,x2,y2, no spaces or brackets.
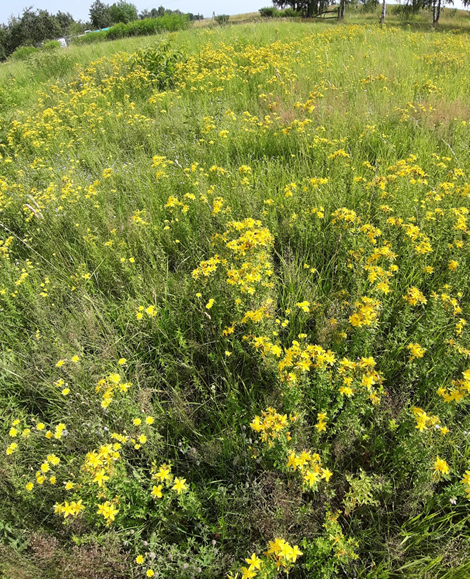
160,12,191,31
73,30,107,45
391,3,420,19
10,46,38,61
360,0,379,13
259,7,280,17
105,22,128,40
130,41,183,89
42,40,61,51
280,8,301,17
127,18,157,35
215,14,230,25
26,51,74,81
71,14,190,45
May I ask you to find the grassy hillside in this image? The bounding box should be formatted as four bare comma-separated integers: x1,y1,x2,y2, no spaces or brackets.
1,16,470,579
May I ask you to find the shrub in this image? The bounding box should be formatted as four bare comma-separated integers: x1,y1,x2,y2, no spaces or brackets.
26,51,75,81
131,41,183,89
391,3,420,19
72,31,107,45
10,46,38,61
259,7,280,17
127,18,157,35
71,14,190,45
280,8,301,17
215,14,230,25
105,22,128,40
361,0,379,13
42,40,61,51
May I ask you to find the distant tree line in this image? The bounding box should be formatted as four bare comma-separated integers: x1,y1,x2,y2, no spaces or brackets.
263,0,469,24
88,0,202,29
0,2,203,60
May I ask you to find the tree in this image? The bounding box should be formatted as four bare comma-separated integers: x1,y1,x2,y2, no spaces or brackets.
139,8,151,19
109,1,138,24
380,0,386,24
89,0,112,29
5,7,62,53
0,6,79,60
55,11,75,34
423,0,454,24
400,0,453,25
68,21,89,36
138,6,166,19
0,26,7,60
272,0,331,17
338,0,346,19
154,6,166,17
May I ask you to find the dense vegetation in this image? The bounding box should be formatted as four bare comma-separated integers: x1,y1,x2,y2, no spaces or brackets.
268,0,470,24
1,14,470,579
0,3,200,61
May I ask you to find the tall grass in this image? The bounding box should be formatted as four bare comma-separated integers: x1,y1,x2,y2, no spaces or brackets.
1,17,470,579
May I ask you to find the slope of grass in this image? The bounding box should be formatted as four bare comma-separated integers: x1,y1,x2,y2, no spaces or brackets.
1,17,470,579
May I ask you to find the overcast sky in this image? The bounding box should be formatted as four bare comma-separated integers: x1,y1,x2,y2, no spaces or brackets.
1,0,467,26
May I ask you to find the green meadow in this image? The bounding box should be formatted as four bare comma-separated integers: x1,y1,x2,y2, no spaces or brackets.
1,12,470,579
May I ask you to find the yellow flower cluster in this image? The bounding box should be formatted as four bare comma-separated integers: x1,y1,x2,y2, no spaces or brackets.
250,407,330,492
95,372,131,408
83,443,121,485
6,418,66,457
432,288,463,316
97,500,119,524
249,335,282,358
286,450,332,489
338,357,383,404
193,219,274,297
54,500,85,518
437,369,470,403
136,305,157,319
165,194,191,214
278,340,335,383
32,453,61,487
241,299,274,324
403,286,427,307
412,407,447,434
456,318,466,336
265,538,303,570
52,419,155,523
332,207,360,226
349,296,381,328
231,538,302,579
433,456,450,477
461,471,470,499
408,343,426,361
192,256,224,279
222,219,274,296
315,412,328,432
249,407,297,446
6,442,18,455
53,423,66,440
43,414,153,525
150,462,188,498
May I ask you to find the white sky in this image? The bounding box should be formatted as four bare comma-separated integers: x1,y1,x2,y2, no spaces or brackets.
0,0,467,25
